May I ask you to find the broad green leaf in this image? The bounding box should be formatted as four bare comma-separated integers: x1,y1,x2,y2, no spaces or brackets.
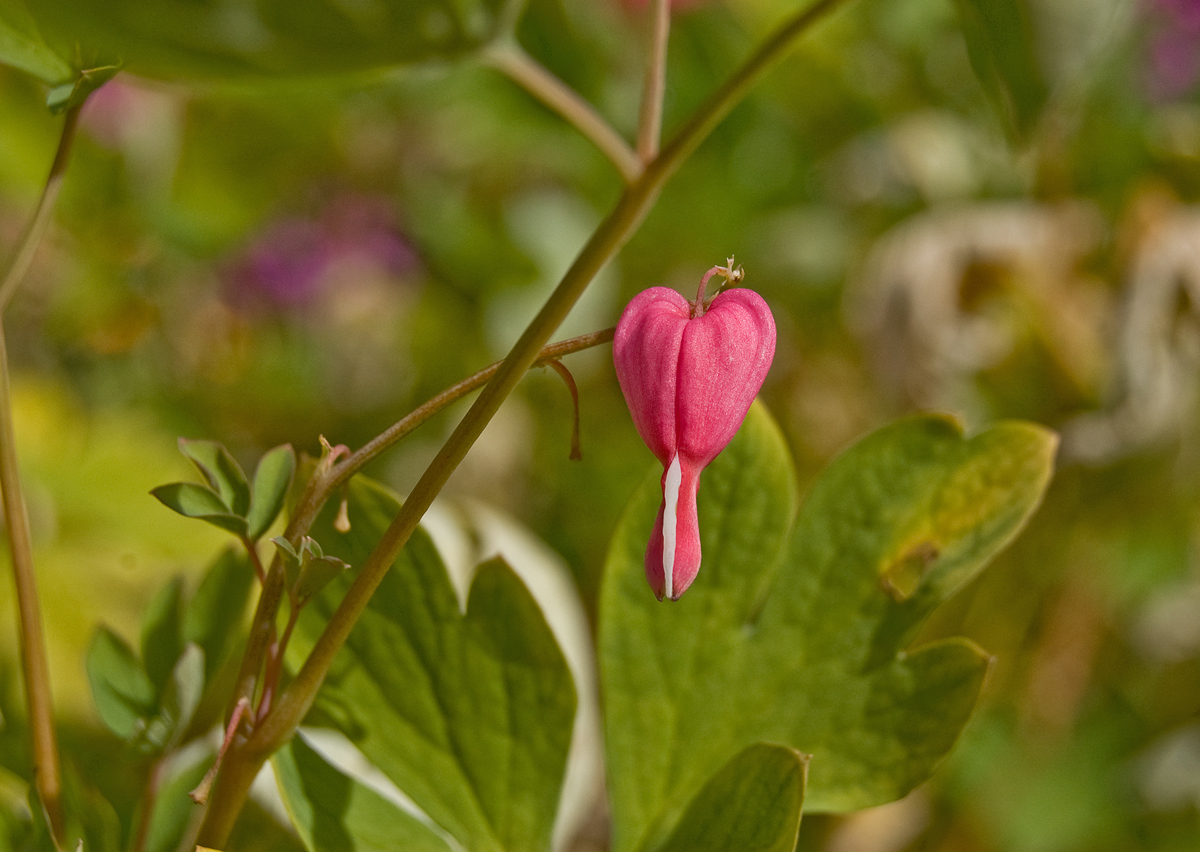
600,406,1056,852
953,0,1048,139
140,577,184,694
183,548,253,681
178,439,251,517
293,476,577,852
275,735,454,852
659,744,807,852
0,0,71,84
247,444,296,541
15,0,506,84
150,482,248,536
86,627,156,741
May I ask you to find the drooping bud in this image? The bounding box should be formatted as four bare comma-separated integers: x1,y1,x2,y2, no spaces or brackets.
613,263,775,600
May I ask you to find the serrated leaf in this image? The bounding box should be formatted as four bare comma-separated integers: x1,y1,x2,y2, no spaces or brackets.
141,577,184,694
178,439,251,518
183,548,253,681
247,444,296,541
292,476,577,852
86,627,156,741
659,744,807,852
274,735,454,852
953,0,1048,139
150,482,248,536
0,0,72,84
16,0,506,84
600,405,1056,852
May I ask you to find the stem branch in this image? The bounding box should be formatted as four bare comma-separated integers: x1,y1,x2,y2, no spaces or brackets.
636,0,672,163
484,44,641,183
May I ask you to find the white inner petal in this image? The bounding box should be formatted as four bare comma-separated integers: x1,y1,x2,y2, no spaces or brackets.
663,454,682,600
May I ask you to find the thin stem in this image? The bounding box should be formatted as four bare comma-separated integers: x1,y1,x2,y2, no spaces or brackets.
0,324,62,838
544,360,583,461
484,43,641,184
256,603,299,725
0,104,82,313
130,756,166,852
197,1,853,843
0,102,85,845
636,0,672,163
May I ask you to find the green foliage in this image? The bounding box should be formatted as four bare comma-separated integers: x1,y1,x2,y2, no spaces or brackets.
0,0,508,86
140,577,184,693
153,441,296,541
0,0,70,84
287,476,577,852
182,548,254,682
953,0,1049,138
658,744,807,852
248,444,296,540
139,745,215,852
274,735,454,852
85,627,156,742
600,404,1056,852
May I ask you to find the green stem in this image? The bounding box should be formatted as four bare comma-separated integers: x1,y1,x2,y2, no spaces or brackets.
0,104,82,313
196,0,853,843
484,43,642,184
636,0,672,163
0,101,85,845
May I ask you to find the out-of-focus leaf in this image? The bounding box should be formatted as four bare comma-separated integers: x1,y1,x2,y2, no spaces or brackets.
157,643,205,750
658,744,807,852
150,482,248,536
274,735,454,852
178,439,251,518
600,405,1056,852
140,577,184,694
18,0,506,84
247,444,296,541
953,0,1048,138
0,0,71,83
85,627,155,741
31,762,121,852
183,548,253,681
141,742,214,852
293,477,576,852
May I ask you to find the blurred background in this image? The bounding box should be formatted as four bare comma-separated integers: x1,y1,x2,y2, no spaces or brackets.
0,0,1198,849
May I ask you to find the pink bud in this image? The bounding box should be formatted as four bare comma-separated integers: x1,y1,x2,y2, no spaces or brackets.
613,276,775,600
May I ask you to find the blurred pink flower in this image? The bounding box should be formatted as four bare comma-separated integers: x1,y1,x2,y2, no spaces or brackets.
1146,0,1200,99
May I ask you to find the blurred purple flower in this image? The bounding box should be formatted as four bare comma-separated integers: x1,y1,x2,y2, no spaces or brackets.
1146,0,1200,100
226,195,417,312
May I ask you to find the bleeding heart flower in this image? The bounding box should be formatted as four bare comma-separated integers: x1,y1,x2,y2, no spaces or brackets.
613,262,776,600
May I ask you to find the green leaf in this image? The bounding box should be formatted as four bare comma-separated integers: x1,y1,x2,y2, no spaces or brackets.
141,577,184,694
18,0,506,84
953,0,1049,139
178,439,252,517
86,627,156,741
158,643,205,750
274,735,454,852
294,476,577,852
659,744,807,852
247,444,296,541
600,405,1056,852
141,743,214,852
183,548,253,681
0,0,72,84
150,482,248,536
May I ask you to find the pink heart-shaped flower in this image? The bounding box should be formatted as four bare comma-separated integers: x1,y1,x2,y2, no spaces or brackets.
614,279,775,599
